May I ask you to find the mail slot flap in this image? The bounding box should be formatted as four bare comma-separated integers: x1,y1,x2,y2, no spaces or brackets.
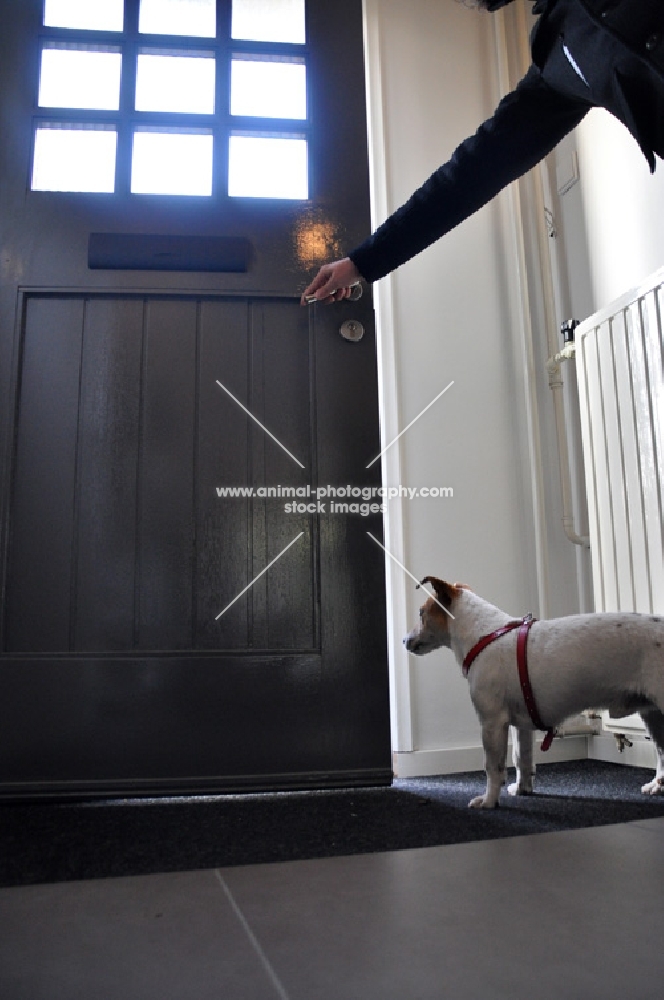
88,233,251,272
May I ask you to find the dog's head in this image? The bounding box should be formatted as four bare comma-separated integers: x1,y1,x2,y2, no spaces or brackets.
403,576,467,655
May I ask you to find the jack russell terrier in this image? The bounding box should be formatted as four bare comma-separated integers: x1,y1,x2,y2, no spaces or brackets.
404,576,664,808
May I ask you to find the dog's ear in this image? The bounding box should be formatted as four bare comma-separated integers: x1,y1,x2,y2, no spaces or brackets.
417,576,458,607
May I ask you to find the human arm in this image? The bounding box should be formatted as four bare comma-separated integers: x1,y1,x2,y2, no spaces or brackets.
348,64,590,284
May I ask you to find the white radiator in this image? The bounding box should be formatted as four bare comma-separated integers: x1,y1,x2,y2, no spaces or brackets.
575,266,664,734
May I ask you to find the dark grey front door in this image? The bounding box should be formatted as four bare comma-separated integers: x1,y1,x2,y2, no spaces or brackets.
0,0,391,796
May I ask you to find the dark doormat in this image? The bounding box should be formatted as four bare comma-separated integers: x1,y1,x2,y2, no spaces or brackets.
2,760,663,888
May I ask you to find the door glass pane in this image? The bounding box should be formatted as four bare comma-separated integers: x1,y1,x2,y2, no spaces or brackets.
32,124,117,193
135,51,215,114
228,134,307,199
139,0,216,37
131,129,213,195
231,0,305,44
230,56,306,120
43,0,124,31
39,44,122,111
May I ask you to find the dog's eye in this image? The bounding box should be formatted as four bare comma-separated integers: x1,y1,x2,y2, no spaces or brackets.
419,609,424,620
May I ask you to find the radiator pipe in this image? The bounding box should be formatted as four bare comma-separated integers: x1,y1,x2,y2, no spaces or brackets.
546,334,590,548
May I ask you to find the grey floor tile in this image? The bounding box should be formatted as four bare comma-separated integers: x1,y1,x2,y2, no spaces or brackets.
223,823,664,1000
3,822,664,1000
0,869,279,1000
631,815,664,835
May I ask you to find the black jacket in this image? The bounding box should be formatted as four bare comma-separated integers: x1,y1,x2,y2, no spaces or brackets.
349,0,664,284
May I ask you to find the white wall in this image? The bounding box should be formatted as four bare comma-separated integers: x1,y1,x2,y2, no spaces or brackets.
559,110,664,314
363,0,585,775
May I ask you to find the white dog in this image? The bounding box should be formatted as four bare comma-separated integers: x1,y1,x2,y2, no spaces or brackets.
404,576,664,808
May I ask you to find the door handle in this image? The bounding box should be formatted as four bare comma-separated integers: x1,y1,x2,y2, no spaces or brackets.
305,281,363,305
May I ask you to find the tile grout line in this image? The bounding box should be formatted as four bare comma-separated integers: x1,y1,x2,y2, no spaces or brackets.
629,818,664,838
214,870,293,1000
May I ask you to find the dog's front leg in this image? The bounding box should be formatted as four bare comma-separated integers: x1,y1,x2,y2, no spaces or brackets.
469,720,509,808
508,726,534,796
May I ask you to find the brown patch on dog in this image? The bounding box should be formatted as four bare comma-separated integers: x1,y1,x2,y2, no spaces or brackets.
418,576,461,608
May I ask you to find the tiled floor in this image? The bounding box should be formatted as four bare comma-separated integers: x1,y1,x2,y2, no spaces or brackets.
1,817,663,1000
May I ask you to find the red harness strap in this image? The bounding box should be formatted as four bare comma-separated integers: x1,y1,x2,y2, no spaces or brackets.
462,614,555,751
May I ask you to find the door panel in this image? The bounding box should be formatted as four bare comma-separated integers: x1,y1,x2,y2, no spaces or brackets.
0,0,391,796
7,297,88,653
197,297,252,648
138,299,198,650
76,298,145,651
7,291,320,656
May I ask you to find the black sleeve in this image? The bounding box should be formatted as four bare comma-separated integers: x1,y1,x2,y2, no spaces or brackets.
349,65,590,284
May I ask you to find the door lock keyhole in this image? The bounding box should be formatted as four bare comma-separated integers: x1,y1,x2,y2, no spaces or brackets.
340,319,364,342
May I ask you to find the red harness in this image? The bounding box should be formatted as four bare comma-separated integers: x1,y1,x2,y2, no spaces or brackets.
462,614,555,751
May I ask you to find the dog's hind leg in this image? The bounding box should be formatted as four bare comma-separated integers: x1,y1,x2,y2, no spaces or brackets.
469,719,509,809
508,726,535,796
639,708,664,795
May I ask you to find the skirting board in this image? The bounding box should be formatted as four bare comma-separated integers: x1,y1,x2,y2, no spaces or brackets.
589,734,656,770
394,736,589,778
395,734,657,778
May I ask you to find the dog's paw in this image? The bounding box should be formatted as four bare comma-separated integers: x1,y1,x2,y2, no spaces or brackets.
507,781,533,797
641,777,664,796
468,795,499,809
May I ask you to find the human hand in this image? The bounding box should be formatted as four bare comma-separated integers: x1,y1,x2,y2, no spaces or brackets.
300,257,362,305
